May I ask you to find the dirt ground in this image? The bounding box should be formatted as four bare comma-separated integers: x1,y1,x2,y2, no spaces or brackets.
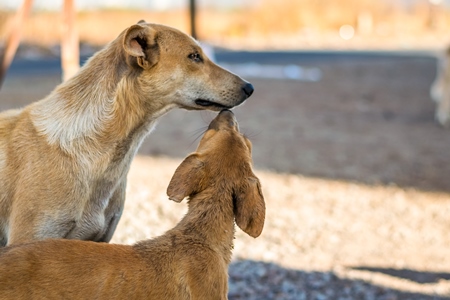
1,52,450,299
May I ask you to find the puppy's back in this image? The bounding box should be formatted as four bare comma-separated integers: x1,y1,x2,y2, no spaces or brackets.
0,240,141,299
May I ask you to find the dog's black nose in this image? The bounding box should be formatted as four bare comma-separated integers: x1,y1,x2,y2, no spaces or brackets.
242,83,254,98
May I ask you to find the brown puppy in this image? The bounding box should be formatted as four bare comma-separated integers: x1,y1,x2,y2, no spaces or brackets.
0,109,265,300
0,21,254,246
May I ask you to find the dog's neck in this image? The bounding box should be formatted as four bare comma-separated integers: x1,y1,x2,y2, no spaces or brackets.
30,35,173,169
174,189,236,264
63,37,129,100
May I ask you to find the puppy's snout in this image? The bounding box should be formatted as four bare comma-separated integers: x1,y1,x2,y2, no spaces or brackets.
219,109,234,117
209,109,237,130
242,83,254,98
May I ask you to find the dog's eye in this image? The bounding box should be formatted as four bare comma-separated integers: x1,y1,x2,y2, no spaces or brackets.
188,52,202,63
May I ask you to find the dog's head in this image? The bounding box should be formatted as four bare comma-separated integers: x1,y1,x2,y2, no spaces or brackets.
122,21,254,111
167,110,265,238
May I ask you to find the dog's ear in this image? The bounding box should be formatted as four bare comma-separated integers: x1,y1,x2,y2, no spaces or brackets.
234,176,265,238
123,24,159,69
167,154,205,203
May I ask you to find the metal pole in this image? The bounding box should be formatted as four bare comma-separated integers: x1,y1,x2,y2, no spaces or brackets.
0,0,34,89
61,0,80,81
189,0,197,39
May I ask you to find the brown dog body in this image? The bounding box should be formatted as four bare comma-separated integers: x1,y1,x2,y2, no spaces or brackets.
0,110,265,300
0,22,253,246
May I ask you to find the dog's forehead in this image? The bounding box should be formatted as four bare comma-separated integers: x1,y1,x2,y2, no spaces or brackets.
149,23,199,48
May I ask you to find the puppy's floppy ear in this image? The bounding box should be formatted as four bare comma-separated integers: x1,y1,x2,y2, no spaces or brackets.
234,176,265,238
123,24,159,69
167,154,205,203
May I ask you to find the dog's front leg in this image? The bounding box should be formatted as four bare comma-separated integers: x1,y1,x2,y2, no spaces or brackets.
97,180,126,243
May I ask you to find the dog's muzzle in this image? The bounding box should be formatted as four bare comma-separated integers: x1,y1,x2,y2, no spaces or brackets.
242,83,254,98
193,82,254,110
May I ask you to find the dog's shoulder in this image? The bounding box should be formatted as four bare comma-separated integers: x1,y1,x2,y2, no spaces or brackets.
0,108,21,124
0,108,22,136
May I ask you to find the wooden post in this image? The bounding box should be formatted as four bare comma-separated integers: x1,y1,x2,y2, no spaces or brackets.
189,0,197,39
0,0,34,89
61,0,79,81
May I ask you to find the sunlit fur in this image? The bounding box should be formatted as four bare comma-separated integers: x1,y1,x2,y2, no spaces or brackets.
0,110,265,300
0,21,253,246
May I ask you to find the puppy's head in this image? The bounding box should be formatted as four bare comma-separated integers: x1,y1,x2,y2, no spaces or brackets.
122,21,254,111
167,110,265,238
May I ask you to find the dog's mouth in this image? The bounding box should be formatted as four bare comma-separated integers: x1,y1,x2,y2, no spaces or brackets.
195,99,231,109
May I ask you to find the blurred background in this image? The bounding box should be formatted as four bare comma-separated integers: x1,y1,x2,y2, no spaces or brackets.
1,1,450,299
2,0,450,52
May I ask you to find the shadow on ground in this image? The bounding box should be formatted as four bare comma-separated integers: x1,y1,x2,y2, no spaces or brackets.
229,260,450,300
351,266,450,285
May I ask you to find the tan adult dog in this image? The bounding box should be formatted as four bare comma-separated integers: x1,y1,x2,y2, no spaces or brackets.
0,21,254,246
0,109,265,300
431,46,450,127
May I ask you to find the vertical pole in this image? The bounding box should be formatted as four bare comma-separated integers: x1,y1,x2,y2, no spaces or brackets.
61,0,79,82
428,0,443,30
0,0,34,89
189,0,197,39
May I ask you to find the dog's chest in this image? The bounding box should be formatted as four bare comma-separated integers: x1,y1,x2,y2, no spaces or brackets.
89,121,149,200
68,177,122,241
91,178,118,210
84,139,139,214
72,119,154,240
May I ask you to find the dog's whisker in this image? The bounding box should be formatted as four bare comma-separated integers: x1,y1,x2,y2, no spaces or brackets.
187,127,208,150
242,128,263,139
189,126,209,136
186,126,208,141
199,110,215,126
